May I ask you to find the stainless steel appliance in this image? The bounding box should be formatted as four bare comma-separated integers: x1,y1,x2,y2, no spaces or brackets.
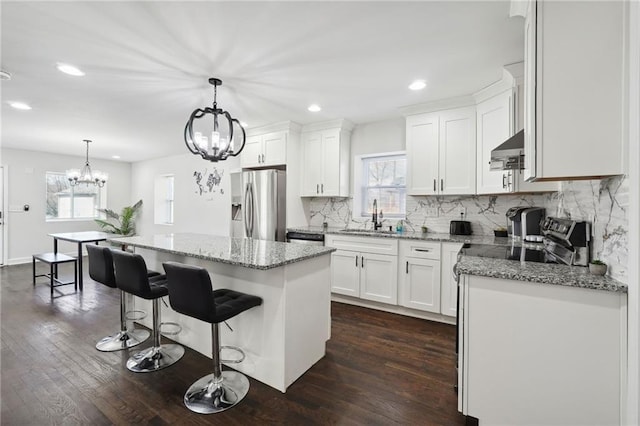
541,217,591,266
490,129,524,171
505,206,545,241
241,169,286,241
286,231,325,246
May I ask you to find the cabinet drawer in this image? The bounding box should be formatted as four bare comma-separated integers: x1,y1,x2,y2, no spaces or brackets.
399,240,441,260
325,235,398,255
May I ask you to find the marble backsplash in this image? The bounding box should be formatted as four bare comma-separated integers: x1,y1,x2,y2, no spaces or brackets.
307,175,628,282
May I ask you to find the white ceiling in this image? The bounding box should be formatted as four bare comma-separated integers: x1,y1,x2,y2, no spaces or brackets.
1,1,524,163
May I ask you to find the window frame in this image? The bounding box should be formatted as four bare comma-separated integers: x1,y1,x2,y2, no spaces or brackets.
154,174,175,226
353,151,407,220
45,171,107,222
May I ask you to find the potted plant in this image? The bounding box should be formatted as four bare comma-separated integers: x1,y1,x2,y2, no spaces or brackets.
588,259,608,276
95,200,143,236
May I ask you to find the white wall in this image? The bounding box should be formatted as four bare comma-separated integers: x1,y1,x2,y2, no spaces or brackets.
1,148,132,264
131,152,239,237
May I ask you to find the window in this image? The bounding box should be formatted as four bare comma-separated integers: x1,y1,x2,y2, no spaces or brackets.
154,175,174,225
46,172,105,220
359,153,406,217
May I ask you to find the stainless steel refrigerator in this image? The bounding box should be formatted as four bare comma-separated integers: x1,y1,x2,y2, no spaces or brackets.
241,169,286,241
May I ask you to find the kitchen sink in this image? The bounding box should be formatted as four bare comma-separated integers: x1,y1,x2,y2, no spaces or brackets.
338,228,396,235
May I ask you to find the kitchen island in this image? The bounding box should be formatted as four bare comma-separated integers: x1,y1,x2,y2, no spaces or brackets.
108,233,336,393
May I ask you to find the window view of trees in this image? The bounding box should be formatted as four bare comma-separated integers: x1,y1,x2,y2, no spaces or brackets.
46,172,103,220
361,155,406,217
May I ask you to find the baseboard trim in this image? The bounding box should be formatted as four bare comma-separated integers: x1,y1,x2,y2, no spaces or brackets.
8,252,81,266
331,294,456,325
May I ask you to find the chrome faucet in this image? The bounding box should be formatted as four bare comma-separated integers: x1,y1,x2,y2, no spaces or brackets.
372,199,383,230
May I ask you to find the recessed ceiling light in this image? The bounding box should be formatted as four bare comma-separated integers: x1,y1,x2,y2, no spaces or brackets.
112,155,121,159
57,63,85,77
409,80,427,91
9,101,32,110
308,104,321,112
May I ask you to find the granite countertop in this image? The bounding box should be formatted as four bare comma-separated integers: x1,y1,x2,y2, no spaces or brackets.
108,233,336,271
456,255,628,293
287,226,515,245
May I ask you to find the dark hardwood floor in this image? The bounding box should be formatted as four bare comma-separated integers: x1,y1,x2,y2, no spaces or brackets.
1,261,467,425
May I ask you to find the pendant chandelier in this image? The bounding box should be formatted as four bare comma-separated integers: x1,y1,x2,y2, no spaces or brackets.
184,78,246,162
66,139,108,187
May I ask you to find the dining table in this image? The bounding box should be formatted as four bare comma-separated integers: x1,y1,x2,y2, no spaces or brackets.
48,231,111,290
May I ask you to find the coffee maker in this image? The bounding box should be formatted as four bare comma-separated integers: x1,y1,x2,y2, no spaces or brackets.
506,206,545,241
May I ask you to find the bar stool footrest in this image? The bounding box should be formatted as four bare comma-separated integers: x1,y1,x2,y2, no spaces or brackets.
125,309,147,321
160,321,182,337
220,345,246,364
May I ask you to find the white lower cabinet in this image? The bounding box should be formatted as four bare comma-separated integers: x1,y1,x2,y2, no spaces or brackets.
326,235,398,305
327,236,463,321
440,242,463,317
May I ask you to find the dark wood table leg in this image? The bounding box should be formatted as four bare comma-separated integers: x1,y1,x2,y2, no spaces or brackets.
32,256,36,286
77,243,83,291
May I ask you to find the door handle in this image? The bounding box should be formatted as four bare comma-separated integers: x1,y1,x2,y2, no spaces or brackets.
502,174,507,189
261,154,265,163
361,256,364,268
440,179,444,191
321,183,324,193
433,179,436,192
317,184,319,194
406,261,409,274
243,183,251,237
355,256,358,267
415,248,431,252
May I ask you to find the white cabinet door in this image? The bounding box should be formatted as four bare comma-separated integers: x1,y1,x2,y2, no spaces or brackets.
439,107,476,195
399,257,441,313
360,253,398,305
241,135,263,168
262,131,286,166
406,113,439,195
440,243,462,317
476,91,513,194
301,132,323,196
523,0,537,181
321,129,341,196
330,250,360,297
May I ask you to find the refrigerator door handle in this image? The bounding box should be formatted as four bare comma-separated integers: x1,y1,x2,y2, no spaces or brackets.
244,183,252,237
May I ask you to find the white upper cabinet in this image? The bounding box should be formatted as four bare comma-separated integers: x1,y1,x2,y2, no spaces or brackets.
523,0,624,181
300,120,352,197
476,90,514,194
406,106,476,195
241,131,287,168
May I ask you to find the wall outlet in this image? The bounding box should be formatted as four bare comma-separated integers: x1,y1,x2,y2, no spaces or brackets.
425,207,439,217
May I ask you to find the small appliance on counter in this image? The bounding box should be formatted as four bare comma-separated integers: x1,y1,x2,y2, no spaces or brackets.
450,220,472,235
505,206,545,241
541,217,591,266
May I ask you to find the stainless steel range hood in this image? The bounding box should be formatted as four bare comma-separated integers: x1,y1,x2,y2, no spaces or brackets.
490,129,525,171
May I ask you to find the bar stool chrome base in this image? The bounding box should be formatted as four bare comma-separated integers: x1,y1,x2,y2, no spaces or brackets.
126,343,184,373
96,329,150,352
184,370,250,414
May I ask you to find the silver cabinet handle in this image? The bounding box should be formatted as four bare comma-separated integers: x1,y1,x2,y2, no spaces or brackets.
406,261,409,274
440,179,444,191
316,184,319,194
257,154,261,164
243,183,251,237
433,179,436,192
361,256,364,268
321,183,324,193
355,256,358,267
415,248,431,252
262,154,265,163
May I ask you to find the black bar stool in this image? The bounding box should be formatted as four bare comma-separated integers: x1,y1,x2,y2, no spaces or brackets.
112,250,184,373
163,261,262,414
87,245,153,352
